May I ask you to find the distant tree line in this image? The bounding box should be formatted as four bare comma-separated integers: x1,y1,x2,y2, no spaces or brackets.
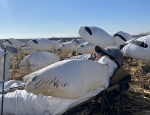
133,32,150,37
1,32,150,43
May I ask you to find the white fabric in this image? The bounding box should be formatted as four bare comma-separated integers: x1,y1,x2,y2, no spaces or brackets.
0,80,25,92
28,38,54,52
0,87,103,115
78,26,115,48
76,42,95,54
58,41,76,52
121,35,150,62
24,59,115,99
3,80,25,89
114,31,133,45
2,38,23,49
19,51,60,74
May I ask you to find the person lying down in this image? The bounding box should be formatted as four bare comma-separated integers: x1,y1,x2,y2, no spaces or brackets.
0,46,124,115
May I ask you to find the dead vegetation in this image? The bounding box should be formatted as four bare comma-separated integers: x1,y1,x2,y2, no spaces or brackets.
8,50,150,114
65,58,150,115
122,59,150,115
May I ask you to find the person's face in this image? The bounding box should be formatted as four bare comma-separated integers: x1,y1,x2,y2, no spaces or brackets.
95,53,101,62
95,53,116,63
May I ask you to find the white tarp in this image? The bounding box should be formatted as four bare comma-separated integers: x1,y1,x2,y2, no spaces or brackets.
19,51,60,74
121,35,150,62
0,79,104,115
78,26,115,48
0,80,25,93
0,81,103,115
24,59,109,99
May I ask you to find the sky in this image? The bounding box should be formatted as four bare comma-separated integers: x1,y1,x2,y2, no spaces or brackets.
0,0,150,39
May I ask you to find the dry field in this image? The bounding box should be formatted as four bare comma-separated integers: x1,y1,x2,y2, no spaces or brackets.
122,59,150,115
9,50,150,115
63,58,150,115
5,37,150,115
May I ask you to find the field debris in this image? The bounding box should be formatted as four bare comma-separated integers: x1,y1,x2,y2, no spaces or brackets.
8,49,150,114
65,58,150,115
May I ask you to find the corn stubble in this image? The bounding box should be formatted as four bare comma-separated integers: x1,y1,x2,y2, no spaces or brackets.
9,50,150,115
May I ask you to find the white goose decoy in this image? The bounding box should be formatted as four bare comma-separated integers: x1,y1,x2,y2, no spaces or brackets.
2,38,23,49
113,31,134,46
76,42,95,54
78,26,115,48
71,39,86,47
54,39,66,51
58,41,76,52
21,47,38,55
19,51,60,74
28,38,54,52
79,26,134,48
121,35,150,62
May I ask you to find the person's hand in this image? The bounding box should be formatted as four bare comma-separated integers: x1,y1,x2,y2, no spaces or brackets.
88,53,102,61
88,54,95,61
